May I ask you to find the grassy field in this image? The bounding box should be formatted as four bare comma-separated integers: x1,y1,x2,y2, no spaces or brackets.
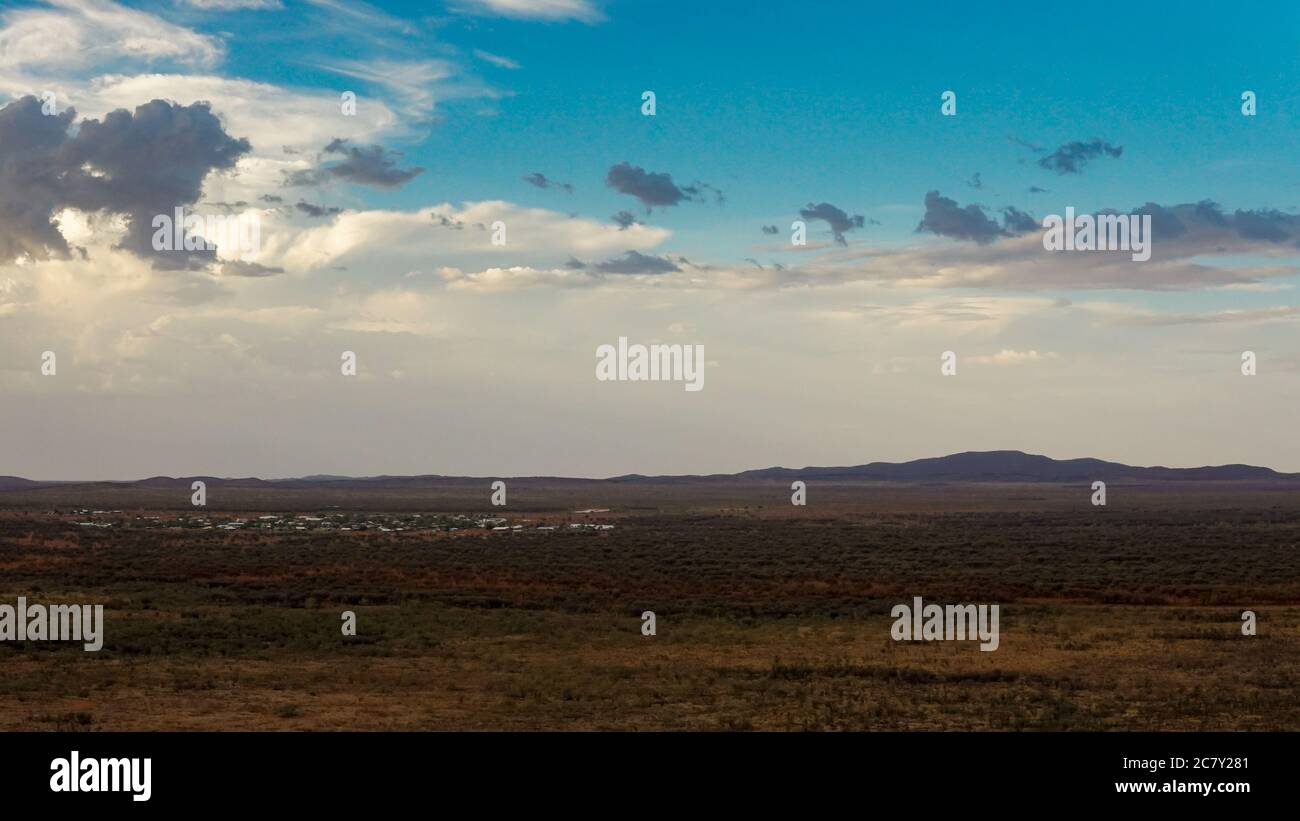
1,484,1297,730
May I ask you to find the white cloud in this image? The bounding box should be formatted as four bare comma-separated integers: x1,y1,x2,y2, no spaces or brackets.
970,349,1059,365
269,202,671,273
473,50,520,70
0,0,222,73
316,58,478,124
182,0,283,9
453,0,603,23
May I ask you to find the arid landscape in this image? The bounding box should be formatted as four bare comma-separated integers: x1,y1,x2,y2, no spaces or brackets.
2,453,1297,731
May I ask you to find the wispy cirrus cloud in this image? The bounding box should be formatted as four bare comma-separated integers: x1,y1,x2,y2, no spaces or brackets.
452,0,604,23
0,0,223,72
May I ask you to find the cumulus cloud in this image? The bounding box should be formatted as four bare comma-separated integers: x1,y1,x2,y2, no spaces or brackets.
269,201,670,273
286,139,423,190
799,202,865,246
915,191,1007,244
0,95,250,267
819,197,1300,291
1000,206,1039,235
295,200,343,218
1038,139,1123,174
611,210,639,230
592,250,680,275
605,162,721,211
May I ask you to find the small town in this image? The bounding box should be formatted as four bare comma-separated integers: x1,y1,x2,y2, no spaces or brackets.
62,510,615,534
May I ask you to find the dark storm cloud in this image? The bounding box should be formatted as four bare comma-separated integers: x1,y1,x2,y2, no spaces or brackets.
0,95,251,268
286,139,423,189
799,202,866,246
1038,139,1123,174
593,250,681,275
605,162,721,210
522,172,573,193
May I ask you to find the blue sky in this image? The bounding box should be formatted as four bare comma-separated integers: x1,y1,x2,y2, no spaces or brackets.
2,0,1300,477
166,0,1300,251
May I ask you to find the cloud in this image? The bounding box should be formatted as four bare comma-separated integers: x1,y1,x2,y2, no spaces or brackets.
915,191,1006,244
592,250,681,275
295,200,343,218
286,139,423,189
965,172,983,190
970,349,1059,365
523,172,573,193
78,73,399,157
269,201,670,273
605,162,721,210
329,288,444,336
1000,206,1039,235
611,210,639,230
1008,135,1044,153
0,0,223,73
1114,305,1300,326
182,0,283,8
219,260,284,277
440,265,600,292
761,224,779,235
1233,208,1292,242
451,0,603,23
474,49,520,69
0,95,250,267
818,198,1300,291
314,58,483,125
1038,139,1123,174
799,202,865,246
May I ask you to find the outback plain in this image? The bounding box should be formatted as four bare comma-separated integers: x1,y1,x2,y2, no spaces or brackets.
1,467,1297,731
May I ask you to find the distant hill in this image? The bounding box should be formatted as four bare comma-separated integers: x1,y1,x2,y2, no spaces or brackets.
1,451,1295,488
0,476,50,491
610,450,1299,483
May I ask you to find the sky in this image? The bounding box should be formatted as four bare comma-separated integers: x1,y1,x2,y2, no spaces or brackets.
1,0,1299,479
